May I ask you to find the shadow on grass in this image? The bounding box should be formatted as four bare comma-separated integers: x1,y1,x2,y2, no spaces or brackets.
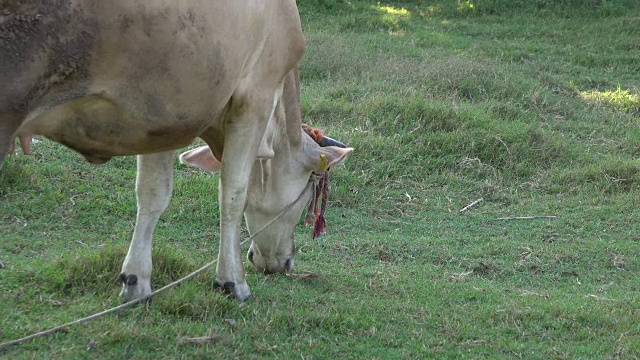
12,244,213,297
7,244,244,321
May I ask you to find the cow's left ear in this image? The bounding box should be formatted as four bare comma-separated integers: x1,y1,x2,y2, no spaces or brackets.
308,145,353,173
179,145,222,172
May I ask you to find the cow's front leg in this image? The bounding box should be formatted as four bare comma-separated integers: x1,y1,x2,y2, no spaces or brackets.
120,151,174,301
213,89,281,301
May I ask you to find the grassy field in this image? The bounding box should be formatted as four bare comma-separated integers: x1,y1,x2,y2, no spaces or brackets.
1,1,639,358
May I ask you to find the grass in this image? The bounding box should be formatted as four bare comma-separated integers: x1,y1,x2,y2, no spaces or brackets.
2,0,640,358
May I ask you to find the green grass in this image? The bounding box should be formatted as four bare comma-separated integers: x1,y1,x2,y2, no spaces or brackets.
2,1,640,358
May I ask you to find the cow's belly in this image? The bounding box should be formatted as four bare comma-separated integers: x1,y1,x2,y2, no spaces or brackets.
20,91,219,164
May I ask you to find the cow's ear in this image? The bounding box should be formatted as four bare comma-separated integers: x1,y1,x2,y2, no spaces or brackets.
308,145,353,173
179,146,222,172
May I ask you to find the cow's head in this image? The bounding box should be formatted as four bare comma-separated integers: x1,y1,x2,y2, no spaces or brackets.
180,69,352,274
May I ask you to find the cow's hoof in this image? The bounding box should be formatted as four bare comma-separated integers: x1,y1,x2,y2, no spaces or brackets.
118,273,152,302
214,280,252,302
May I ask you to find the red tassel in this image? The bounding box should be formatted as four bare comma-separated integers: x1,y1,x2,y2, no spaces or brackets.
301,125,332,239
312,172,329,239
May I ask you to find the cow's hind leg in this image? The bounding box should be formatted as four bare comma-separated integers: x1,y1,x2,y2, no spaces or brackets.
0,117,21,164
119,151,174,301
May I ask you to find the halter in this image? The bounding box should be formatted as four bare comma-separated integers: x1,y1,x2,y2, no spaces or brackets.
230,125,333,246
249,166,328,242
302,125,332,239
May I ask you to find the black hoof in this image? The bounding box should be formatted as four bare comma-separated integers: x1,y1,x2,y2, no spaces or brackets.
118,273,138,286
214,281,237,295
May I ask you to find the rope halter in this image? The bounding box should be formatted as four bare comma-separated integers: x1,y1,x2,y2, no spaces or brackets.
302,125,331,239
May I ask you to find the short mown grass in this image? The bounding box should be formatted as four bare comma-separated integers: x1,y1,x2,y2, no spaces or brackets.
2,1,639,358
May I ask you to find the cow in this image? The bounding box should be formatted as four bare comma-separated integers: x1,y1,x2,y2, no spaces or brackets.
0,1,353,301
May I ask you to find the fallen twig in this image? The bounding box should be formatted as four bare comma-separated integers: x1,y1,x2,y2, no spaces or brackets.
586,294,616,301
69,194,81,206
449,270,473,281
597,282,614,293
459,339,486,348
177,334,228,345
519,290,550,299
255,344,278,353
497,216,558,221
286,271,321,280
460,197,483,213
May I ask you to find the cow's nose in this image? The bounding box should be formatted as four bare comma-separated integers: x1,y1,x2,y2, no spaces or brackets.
263,258,292,274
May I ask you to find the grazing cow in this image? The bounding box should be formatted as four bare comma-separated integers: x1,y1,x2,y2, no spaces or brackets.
0,1,352,301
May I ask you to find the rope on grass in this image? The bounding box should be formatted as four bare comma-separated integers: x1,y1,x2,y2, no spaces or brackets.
496,215,558,220
0,261,215,350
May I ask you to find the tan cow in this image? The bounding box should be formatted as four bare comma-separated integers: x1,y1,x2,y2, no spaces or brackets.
0,1,352,301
